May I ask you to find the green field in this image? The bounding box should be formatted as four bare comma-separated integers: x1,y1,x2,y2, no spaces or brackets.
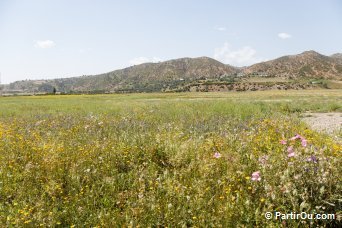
0,90,341,226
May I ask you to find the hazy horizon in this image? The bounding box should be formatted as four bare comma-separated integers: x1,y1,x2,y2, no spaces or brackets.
1,0,341,84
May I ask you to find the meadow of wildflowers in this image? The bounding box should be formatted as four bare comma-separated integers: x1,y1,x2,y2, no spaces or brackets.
0,90,341,226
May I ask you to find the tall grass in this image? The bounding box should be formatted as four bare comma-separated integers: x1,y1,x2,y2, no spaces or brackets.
0,90,341,226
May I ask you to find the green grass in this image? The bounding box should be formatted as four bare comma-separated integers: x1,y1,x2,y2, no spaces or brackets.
0,90,341,226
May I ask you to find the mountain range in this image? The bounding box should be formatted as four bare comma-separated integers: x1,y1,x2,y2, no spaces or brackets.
245,51,342,79
2,50,342,94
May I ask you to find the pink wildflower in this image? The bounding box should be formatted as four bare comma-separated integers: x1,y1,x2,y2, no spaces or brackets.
213,152,221,159
290,134,303,141
288,152,295,158
251,171,261,181
287,146,295,157
280,139,287,145
301,139,307,147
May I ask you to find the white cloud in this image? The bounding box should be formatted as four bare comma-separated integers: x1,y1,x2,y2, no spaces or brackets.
214,42,265,66
35,40,56,48
214,26,226,31
129,57,162,65
278,33,292,39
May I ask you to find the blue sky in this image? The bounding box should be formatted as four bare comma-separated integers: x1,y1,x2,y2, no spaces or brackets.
0,0,341,83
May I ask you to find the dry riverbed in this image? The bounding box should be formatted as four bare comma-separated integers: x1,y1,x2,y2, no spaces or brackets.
301,112,341,141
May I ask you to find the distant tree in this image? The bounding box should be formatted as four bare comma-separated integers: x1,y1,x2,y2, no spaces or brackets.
53,87,57,95
38,84,55,94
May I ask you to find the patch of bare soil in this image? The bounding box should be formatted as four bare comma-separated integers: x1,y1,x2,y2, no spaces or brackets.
302,113,341,140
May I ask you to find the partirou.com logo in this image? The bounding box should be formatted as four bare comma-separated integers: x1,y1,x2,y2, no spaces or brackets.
265,211,336,220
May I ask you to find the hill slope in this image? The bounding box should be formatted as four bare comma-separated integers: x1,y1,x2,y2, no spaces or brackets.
3,51,342,94
330,53,342,64
5,57,237,93
244,51,342,79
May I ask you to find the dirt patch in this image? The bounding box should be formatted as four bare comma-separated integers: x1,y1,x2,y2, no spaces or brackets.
301,113,341,139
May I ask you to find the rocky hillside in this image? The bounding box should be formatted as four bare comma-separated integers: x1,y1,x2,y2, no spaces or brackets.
330,53,342,64
244,51,342,79
5,57,237,93
2,51,342,94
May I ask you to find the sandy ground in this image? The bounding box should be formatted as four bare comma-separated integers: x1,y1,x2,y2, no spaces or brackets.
302,113,341,140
